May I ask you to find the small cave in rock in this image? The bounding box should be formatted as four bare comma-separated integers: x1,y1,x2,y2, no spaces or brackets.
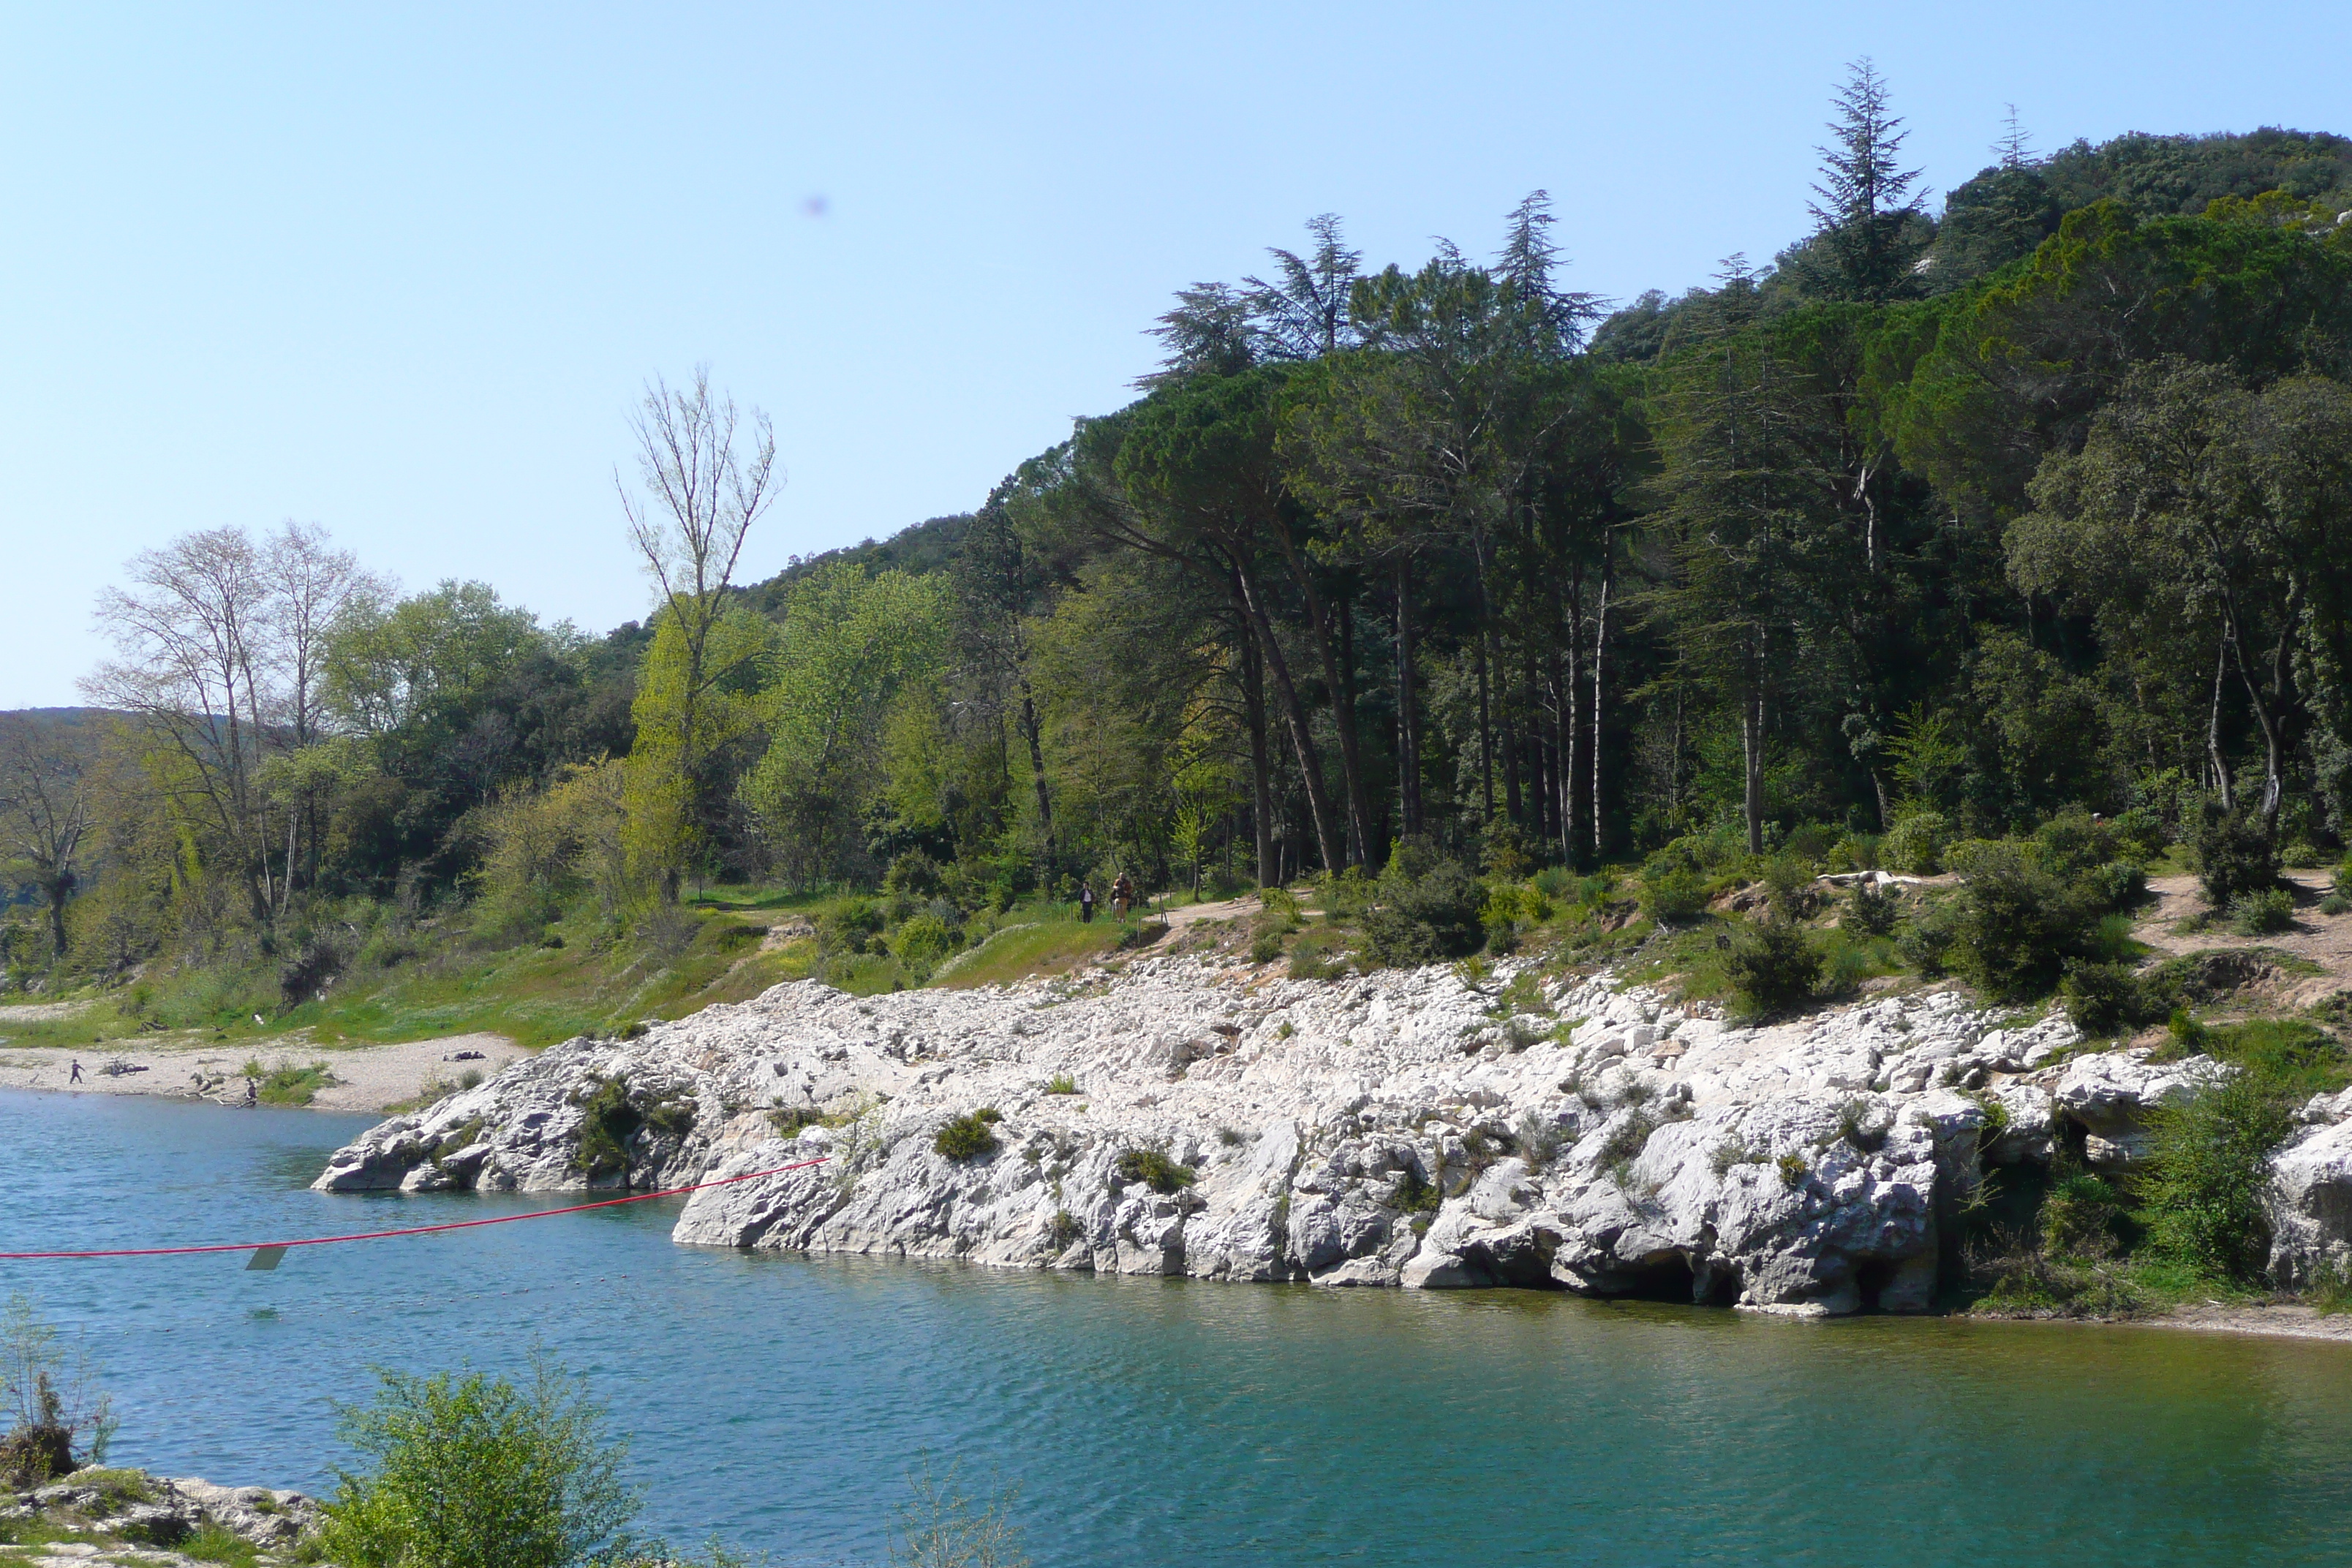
1608,1252,1735,1306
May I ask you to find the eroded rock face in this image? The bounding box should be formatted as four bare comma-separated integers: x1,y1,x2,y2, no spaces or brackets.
2269,1118,2352,1286
323,958,2154,1314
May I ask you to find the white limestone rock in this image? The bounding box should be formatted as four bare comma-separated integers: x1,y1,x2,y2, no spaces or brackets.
313,960,2105,1315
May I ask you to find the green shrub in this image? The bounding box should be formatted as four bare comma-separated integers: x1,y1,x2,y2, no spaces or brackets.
2140,1074,2292,1283
815,897,886,956
1639,867,1709,925
2322,892,2352,917
1112,1147,1194,1194
1825,833,1881,872
1881,813,1948,875
934,1112,1000,1161
1895,903,1956,975
1845,881,1898,936
1044,1074,1078,1096
2107,805,2171,862
320,1359,639,1568
2079,860,2147,912
2194,804,2280,914
888,914,958,981
2030,810,2120,879
1248,932,1284,965
1723,917,1823,1021
2060,961,2164,1036
1362,840,1485,965
883,851,946,900
2229,886,2294,935
2040,1168,2127,1259
1946,845,2104,1000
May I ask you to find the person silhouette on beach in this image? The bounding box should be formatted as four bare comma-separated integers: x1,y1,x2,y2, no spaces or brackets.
69,1059,83,1083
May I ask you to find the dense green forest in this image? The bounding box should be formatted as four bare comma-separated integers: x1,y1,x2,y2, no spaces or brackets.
7,67,2352,1002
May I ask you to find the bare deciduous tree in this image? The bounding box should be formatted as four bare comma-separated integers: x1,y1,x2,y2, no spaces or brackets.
81,521,377,926
617,367,779,897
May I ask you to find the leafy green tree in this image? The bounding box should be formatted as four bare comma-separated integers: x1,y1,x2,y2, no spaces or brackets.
745,562,948,884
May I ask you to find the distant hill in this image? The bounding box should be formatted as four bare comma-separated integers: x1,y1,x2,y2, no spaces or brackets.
742,513,973,617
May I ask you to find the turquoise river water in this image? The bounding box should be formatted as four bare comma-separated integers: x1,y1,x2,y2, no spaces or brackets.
5,1087,2352,1565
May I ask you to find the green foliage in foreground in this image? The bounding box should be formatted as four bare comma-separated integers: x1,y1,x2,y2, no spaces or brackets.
322,1360,640,1568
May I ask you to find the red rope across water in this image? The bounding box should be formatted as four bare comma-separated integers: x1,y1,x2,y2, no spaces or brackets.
0,1156,828,1261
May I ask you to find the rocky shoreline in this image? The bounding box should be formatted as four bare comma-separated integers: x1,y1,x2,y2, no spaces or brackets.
310,955,2352,1316
2,1466,317,1566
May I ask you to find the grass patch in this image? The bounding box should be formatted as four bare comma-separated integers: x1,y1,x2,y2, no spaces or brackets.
240,1058,337,1106
929,920,1123,989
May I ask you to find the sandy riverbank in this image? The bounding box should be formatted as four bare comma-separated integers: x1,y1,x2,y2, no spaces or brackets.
0,1029,529,1112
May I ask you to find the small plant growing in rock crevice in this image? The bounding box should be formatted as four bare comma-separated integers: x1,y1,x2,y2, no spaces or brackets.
1112,1147,1194,1194
1776,1152,1809,1188
1043,1074,1079,1096
1390,1168,1441,1213
935,1109,1003,1161
570,1075,641,1178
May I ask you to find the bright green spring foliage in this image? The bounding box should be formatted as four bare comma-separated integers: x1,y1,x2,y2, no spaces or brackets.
2140,1074,2294,1283
320,1360,640,1568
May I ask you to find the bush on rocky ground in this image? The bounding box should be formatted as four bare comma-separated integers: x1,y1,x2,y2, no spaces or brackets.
1844,881,1899,936
934,1109,1001,1161
2194,804,2281,915
1722,917,1823,1022
2229,886,2294,935
1362,840,1483,965
1112,1147,1194,1194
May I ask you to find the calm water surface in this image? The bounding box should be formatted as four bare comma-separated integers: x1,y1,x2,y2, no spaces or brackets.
4,1087,2351,1565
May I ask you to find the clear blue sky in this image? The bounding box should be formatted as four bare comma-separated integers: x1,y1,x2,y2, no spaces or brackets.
4,0,2348,706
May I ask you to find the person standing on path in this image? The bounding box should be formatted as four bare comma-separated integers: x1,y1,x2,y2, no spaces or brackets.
69,1058,83,1083
1079,883,1096,923
1111,872,1134,919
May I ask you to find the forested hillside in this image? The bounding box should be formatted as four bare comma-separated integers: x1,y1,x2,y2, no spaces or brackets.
6,67,2352,1015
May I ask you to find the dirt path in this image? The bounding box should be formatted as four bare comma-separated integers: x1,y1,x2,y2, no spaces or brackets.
0,1032,528,1112
2130,869,2352,1008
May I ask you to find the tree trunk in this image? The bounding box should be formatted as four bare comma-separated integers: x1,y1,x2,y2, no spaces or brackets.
1472,538,1494,823
2206,626,2236,813
1270,531,1371,867
1742,676,1765,856
1240,622,1276,887
1395,555,1422,839
1565,565,1587,869
1591,543,1612,864
1235,556,1347,875
1017,678,1055,863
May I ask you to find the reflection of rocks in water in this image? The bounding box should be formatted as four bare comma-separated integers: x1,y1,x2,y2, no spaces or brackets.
312,956,2352,1313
